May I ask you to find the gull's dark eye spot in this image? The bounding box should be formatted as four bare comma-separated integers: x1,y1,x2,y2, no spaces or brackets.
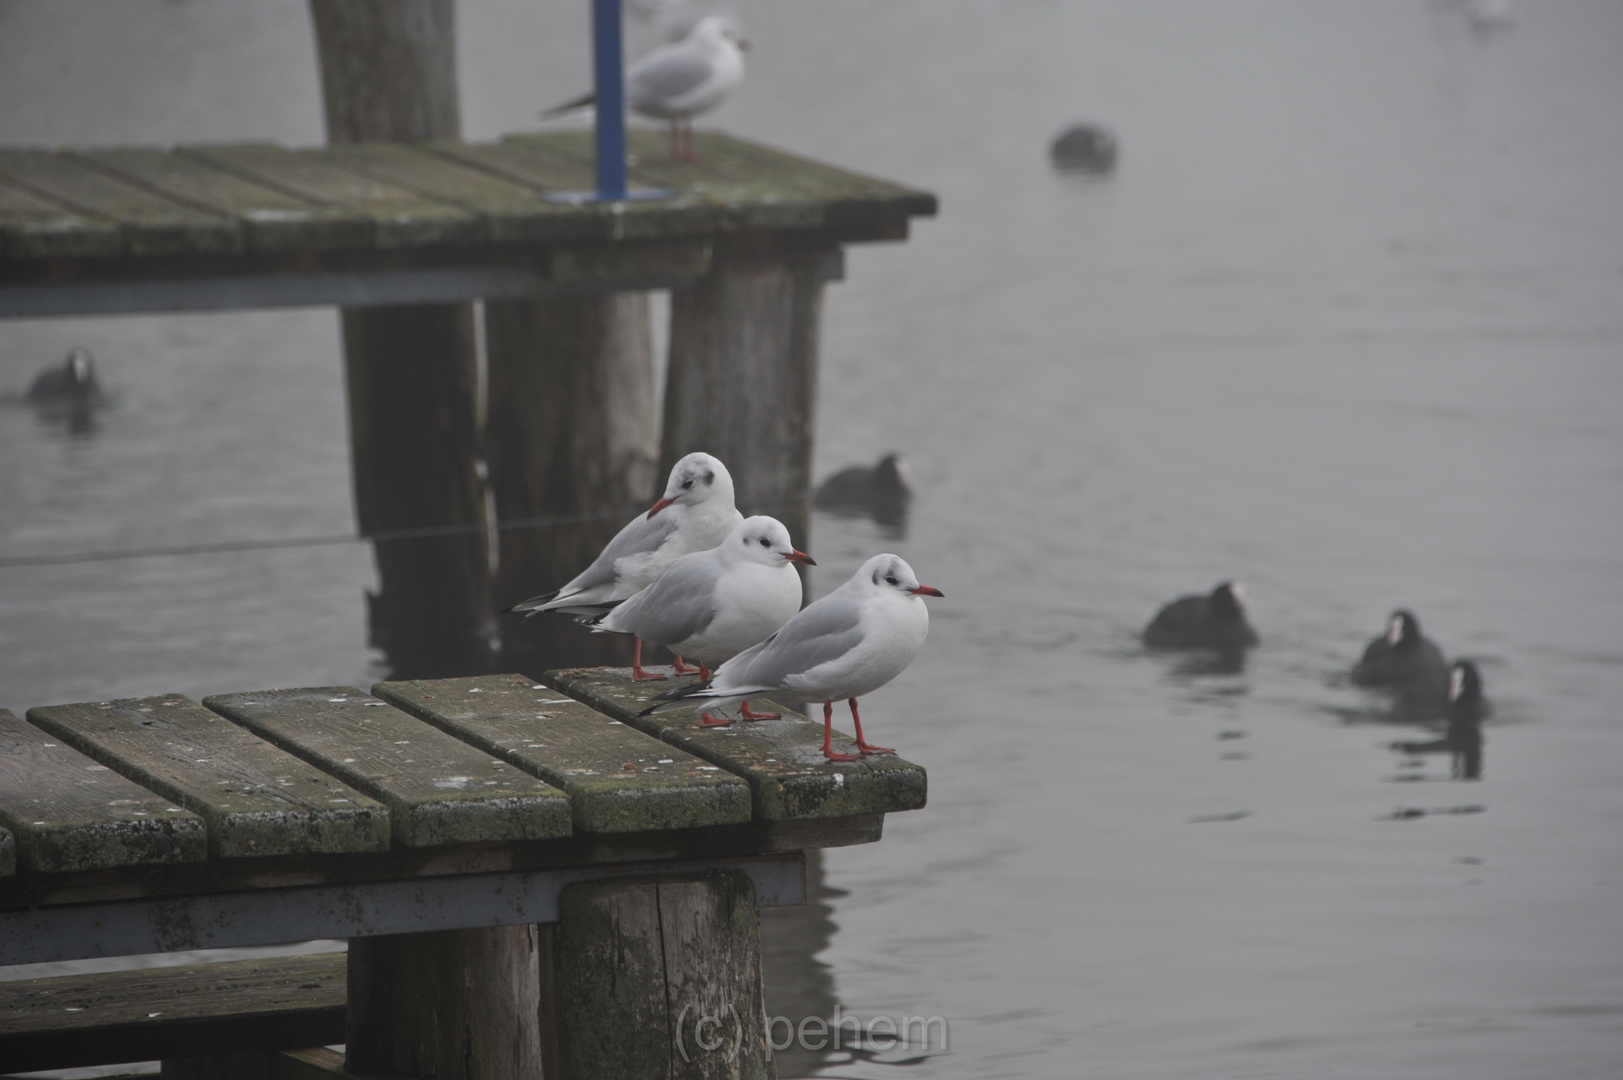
885,575,899,586
682,479,694,490
759,537,770,547
703,470,715,484
873,572,881,585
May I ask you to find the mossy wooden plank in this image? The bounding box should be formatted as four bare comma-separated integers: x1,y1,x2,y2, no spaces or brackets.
0,952,346,1073
72,147,371,253
545,668,927,821
0,708,206,874
434,139,717,241
26,696,388,859
182,142,478,248
205,686,572,847
0,149,239,256
0,178,122,259
371,673,752,833
324,142,584,244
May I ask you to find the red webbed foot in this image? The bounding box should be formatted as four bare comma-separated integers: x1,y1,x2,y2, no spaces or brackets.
739,700,780,721
699,711,733,728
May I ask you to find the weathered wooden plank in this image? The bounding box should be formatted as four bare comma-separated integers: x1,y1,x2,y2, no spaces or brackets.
73,148,371,253
433,139,717,241
0,708,206,874
205,687,571,848
323,142,581,244
0,150,240,256
0,178,122,259
545,668,928,821
0,853,804,967
0,814,877,913
0,952,346,1074
166,1045,373,1080
182,143,478,248
0,827,14,877
371,674,752,833
26,696,389,859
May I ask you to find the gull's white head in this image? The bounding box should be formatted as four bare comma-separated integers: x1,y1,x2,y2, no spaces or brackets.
856,553,943,599
649,452,735,518
67,348,94,386
689,13,747,50
725,515,814,568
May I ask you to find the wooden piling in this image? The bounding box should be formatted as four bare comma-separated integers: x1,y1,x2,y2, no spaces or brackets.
346,927,545,1080
551,872,770,1080
485,292,658,670
309,0,493,678
662,240,834,550
308,4,540,1075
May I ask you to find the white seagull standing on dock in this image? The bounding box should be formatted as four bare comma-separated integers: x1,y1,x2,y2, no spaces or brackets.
587,515,814,723
541,14,747,162
504,452,743,678
647,553,943,761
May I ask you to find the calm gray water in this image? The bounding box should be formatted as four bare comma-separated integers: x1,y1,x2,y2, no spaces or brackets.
3,2,1622,1077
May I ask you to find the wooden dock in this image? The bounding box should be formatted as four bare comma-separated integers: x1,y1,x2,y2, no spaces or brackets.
0,668,926,1078
0,130,936,317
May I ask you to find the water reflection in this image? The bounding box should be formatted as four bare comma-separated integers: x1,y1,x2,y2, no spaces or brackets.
759,848,843,1079
1387,660,1490,780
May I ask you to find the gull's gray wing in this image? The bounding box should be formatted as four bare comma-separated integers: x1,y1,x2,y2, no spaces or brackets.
602,553,720,646
560,507,679,597
628,46,713,105
720,589,865,691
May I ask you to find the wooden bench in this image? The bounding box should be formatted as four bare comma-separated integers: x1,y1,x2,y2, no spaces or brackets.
0,669,926,1078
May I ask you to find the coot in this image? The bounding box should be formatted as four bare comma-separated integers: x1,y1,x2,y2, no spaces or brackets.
1144,581,1259,651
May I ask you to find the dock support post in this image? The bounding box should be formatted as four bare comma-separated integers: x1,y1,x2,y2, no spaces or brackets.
551,872,770,1079
307,5,539,1077
345,927,545,1080
662,241,834,550
309,0,494,678
485,293,659,670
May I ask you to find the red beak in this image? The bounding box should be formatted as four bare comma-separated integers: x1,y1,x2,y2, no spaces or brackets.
909,585,944,597
646,496,676,519
784,549,816,565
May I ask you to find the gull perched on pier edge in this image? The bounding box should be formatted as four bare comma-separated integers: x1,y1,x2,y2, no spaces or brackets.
503,452,742,678
587,515,813,723
646,553,942,761
541,14,747,162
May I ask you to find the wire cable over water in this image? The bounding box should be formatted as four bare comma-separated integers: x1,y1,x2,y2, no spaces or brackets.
0,494,812,570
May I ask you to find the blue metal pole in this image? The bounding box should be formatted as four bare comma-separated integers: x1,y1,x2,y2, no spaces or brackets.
591,0,627,200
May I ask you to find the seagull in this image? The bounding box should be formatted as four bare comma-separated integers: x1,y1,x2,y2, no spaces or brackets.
646,553,943,761
541,14,747,162
503,452,742,678
1143,581,1259,651
586,515,813,724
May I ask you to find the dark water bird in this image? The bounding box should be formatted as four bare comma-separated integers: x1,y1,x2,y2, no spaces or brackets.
1391,660,1488,779
1050,123,1118,174
813,452,913,531
26,348,102,404
1143,581,1259,652
1351,609,1451,720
